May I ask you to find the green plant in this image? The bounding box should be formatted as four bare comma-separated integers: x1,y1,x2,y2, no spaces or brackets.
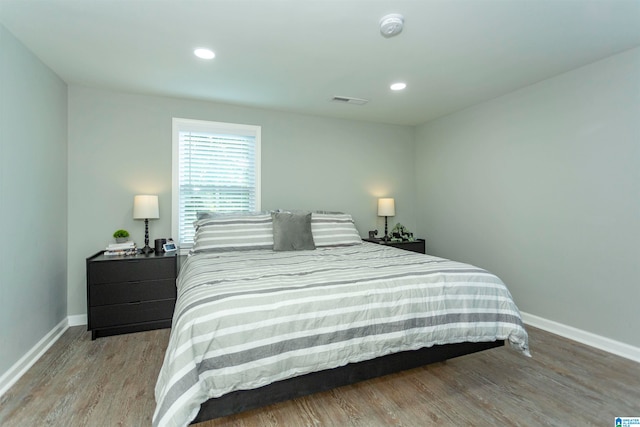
113,229,130,238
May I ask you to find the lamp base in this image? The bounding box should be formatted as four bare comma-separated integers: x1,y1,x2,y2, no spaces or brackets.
140,245,153,255
141,218,152,255
383,216,389,241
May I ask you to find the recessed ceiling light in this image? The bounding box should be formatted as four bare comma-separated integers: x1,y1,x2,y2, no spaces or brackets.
194,48,215,59
390,82,407,91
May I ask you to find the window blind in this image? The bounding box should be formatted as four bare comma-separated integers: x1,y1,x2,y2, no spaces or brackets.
174,120,260,249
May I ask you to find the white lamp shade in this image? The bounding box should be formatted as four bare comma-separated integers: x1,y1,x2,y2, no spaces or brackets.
133,195,159,219
377,198,395,217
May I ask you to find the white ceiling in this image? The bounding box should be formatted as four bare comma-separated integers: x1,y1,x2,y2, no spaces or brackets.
1,0,639,126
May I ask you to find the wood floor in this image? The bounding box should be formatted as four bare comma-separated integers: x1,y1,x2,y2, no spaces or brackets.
1,326,638,426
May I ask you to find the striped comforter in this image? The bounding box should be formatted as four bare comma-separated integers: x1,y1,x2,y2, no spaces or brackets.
153,243,530,427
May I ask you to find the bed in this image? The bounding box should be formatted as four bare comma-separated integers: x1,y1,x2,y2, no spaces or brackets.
153,212,530,427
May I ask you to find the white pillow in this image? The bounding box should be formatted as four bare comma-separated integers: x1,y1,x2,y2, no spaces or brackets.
311,213,362,247
191,213,273,253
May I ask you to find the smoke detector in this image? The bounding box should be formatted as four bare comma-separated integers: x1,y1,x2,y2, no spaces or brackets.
379,13,404,38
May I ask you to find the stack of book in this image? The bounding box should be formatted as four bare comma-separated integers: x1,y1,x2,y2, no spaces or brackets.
104,241,137,256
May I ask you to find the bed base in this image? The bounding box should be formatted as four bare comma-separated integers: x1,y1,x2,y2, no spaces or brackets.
192,340,504,423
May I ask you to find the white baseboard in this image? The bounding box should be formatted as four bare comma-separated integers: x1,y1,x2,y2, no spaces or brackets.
2,312,638,399
0,318,69,398
521,311,640,364
67,314,87,327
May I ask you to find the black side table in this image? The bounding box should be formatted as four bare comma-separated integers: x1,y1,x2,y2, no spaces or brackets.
362,238,426,254
86,251,177,339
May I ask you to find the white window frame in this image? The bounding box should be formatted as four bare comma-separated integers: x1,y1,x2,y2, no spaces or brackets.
172,118,261,254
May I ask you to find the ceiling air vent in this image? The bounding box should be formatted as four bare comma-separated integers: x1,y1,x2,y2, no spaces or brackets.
331,96,369,105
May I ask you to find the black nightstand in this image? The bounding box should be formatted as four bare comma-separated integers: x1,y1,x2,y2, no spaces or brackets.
362,238,426,254
86,251,177,340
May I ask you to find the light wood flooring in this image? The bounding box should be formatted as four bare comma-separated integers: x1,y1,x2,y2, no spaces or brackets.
0,325,638,426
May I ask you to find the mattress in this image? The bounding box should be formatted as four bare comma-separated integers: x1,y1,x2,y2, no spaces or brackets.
153,242,529,427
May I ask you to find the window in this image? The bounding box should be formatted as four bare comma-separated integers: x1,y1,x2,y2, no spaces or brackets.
172,118,261,252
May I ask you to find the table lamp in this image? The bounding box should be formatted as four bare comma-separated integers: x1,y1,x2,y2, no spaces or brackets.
377,198,395,242
133,195,159,254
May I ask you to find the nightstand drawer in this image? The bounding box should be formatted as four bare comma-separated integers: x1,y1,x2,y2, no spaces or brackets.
90,299,176,328
89,258,175,284
89,278,176,306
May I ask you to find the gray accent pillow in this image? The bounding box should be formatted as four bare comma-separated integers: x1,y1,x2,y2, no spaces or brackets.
272,212,316,251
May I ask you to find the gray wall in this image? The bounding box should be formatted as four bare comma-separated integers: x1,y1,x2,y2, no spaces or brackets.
4,18,638,382
415,47,640,347
0,24,68,374
67,86,416,316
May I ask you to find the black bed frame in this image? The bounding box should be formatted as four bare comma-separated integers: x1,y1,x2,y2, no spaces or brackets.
192,340,504,423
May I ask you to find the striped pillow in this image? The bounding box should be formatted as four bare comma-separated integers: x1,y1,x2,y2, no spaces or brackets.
311,213,362,247
191,214,274,253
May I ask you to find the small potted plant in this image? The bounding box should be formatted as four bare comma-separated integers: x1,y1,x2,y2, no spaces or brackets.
113,229,130,243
